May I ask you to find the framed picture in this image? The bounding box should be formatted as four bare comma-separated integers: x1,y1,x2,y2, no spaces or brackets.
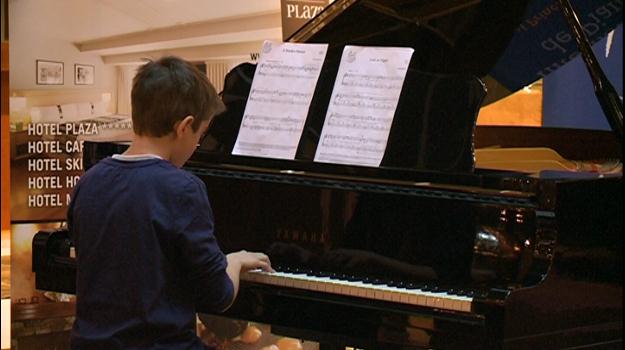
74,64,95,85
36,59,64,85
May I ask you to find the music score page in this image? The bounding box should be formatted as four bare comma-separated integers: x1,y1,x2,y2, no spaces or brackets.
232,40,328,159
314,46,414,166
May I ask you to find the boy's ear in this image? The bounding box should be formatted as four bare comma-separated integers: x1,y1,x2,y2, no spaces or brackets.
175,115,195,137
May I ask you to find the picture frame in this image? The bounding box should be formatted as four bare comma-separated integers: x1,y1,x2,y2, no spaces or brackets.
74,64,95,85
36,59,64,85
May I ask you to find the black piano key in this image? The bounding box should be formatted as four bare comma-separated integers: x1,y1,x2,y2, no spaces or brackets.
313,271,332,278
414,283,427,290
341,274,352,281
430,286,449,293
345,275,360,282
290,267,307,274
329,273,342,280
387,280,401,287
404,282,420,290
335,273,358,281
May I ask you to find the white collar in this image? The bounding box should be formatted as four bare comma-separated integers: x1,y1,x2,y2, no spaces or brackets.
111,153,163,161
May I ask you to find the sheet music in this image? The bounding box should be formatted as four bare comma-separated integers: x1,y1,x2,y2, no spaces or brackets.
232,40,328,159
314,46,413,166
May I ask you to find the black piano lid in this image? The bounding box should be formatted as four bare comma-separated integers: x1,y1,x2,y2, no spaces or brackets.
195,0,620,194
194,0,622,187
287,0,531,78
288,0,622,94
288,0,623,136
200,1,525,178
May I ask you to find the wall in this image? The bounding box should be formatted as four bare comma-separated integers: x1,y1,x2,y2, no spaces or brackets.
543,25,623,130
8,0,116,100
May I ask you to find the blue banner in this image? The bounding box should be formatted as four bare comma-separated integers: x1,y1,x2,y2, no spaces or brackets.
490,0,623,91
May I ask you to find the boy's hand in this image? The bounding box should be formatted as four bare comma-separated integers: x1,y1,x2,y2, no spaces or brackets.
227,250,274,273
223,250,274,310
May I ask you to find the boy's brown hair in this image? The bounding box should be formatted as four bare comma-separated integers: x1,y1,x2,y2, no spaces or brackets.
131,56,226,137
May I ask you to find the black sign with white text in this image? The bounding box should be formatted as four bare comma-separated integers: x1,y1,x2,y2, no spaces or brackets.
281,0,331,40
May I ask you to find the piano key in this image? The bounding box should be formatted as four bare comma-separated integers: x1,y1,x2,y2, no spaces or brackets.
241,270,473,313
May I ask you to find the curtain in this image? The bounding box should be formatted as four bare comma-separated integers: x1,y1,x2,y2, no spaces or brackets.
205,61,234,94
116,65,138,116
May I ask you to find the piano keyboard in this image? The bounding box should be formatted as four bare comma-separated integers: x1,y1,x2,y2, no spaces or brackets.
242,269,473,313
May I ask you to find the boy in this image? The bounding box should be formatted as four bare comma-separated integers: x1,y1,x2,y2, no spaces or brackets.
67,56,273,349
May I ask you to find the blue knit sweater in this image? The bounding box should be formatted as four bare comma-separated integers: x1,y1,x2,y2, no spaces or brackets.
68,157,233,349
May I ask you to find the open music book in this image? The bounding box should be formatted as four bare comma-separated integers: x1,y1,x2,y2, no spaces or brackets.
232,40,414,167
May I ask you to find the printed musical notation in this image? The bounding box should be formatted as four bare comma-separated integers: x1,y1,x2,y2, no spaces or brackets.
326,113,392,131
233,40,328,160
248,89,312,106
341,73,404,90
314,45,414,167
257,63,320,79
320,134,387,153
332,93,396,110
241,114,302,133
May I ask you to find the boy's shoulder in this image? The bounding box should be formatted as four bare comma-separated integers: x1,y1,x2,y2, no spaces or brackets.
81,157,204,190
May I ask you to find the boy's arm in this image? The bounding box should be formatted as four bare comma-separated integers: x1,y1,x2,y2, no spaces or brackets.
176,179,273,312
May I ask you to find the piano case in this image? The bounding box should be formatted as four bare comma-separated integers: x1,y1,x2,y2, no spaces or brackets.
33,0,623,349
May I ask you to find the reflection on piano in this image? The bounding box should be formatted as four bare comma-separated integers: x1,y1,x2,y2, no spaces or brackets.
33,0,622,349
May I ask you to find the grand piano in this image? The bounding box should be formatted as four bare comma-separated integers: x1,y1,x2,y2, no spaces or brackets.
33,0,622,349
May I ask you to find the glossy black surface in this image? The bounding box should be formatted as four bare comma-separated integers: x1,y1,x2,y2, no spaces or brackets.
183,153,621,349
195,170,532,285
203,56,487,174
38,130,623,350
288,0,530,77
187,0,623,340
36,0,624,347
